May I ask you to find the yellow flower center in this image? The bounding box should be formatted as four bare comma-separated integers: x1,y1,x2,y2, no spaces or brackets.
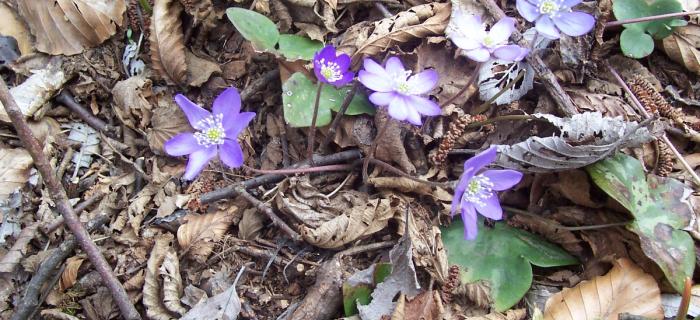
483,36,495,47
194,113,226,147
539,0,560,15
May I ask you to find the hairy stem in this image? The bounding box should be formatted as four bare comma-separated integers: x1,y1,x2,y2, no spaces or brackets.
307,82,324,165
605,10,700,28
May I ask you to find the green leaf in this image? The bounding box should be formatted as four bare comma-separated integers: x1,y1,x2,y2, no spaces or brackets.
226,8,279,52
442,219,578,311
620,28,655,58
282,72,375,127
277,34,324,61
342,263,391,316
586,153,695,292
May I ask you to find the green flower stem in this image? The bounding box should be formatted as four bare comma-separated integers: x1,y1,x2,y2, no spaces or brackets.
472,70,525,115
307,82,324,165
677,278,693,320
605,10,700,28
440,63,482,108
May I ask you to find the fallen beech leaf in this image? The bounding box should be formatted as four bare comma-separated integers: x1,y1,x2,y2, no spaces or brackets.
17,0,126,55
338,2,451,66
143,234,175,320
0,148,32,200
392,290,445,320
58,257,84,292
180,282,241,320
185,50,221,87
567,89,638,120
544,258,663,320
661,24,700,75
0,3,32,55
177,210,235,263
150,0,187,85
238,208,264,240
111,75,154,130
159,247,187,316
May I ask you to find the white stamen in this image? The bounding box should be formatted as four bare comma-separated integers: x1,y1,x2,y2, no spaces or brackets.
538,0,566,18
319,58,343,82
193,113,226,147
393,70,414,95
462,174,494,206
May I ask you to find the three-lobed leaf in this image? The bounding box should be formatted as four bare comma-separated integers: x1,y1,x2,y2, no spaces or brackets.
282,72,375,127
586,153,695,292
442,219,578,311
613,0,687,58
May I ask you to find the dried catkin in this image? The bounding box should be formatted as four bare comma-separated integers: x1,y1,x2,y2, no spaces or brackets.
431,114,486,165
655,141,674,177
629,75,683,124
440,265,460,304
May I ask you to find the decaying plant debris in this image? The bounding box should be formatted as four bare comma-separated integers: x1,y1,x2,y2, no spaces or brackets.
1,0,700,319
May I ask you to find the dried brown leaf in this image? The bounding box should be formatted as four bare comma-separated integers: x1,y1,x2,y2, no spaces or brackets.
111,75,153,130
159,247,187,315
40,309,81,320
0,148,32,200
339,2,451,66
147,93,192,155
369,176,452,202
177,210,235,263
143,233,176,320
0,222,39,273
543,258,663,320
185,50,221,87
150,0,187,85
393,290,445,320
17,0,126,55
0,62,68,122
238,208,264,240
0,3,32,55
463,309,527,320
58,257,84,292
567,89,638,120
662,24,700,75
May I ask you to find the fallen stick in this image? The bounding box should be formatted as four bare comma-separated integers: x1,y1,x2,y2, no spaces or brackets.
0,78,141,320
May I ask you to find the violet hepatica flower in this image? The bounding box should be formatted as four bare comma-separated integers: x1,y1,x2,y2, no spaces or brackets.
313,45,354,87
447,14,529,63
358,57,440,125
516,0,595,39
164,87,255,180
451,146,523,240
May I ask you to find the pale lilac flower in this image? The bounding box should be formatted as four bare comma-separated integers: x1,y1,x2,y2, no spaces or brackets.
358,57,440,125
164,87,255,180
516,0,595,39
313,45,354,87
447,14,529,63
451,146,523,240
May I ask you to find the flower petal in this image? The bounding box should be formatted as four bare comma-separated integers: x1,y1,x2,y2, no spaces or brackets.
369,91,396,106
331,71,355,87
336,53,352,71
488,17,516,44
516,0,541,22
460,202,479,240
175,94,211,129
535,16,560,39
385,56,406,76
405,95,441,117
465,48,491,62
224,112,256,138
451,177,467,216
450,35,483,51
463,146,497,173
314,45,336,62
405,103,422,126
552,11,596,37
482,169,523,191
358,70,393,92
448,13,486,49
183,147,216,180
493,45,528,62
387,97,409,122
164,132,203,156
213,87,242,120
219,139,244,168
473,193,503,220
363,58,389,76
407,69,439,95
562,0,583,9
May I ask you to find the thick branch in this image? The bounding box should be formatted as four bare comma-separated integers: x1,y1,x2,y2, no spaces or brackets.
0,79,141,320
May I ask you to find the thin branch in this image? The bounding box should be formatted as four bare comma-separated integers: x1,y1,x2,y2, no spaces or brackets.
307,83,325,165
366,158,451,188
241,68,280,102
605,62,700,187
55,91,118,138
605,10,700,28
318,81,360,153
236,186,301,241
242,163,354,175
362,117,391,182
41,191,107,234
337,240,396,257
480,0,578,117
0,78,141,320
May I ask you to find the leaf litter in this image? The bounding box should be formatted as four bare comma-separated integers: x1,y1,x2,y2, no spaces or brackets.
1,0,700,319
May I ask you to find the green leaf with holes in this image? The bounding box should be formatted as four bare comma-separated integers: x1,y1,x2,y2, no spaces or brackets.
282,72,375,127
613,0,686,58
277,34,324,61
586,153,695,292
442,219,577,311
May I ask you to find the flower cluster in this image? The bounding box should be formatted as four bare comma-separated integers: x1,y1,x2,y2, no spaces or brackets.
447,14,529,62
516,0,595,39
451,147,522,240
164,87,255,180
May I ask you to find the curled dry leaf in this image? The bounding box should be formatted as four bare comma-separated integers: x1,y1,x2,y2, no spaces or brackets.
150,0,187,85
17,0,126,55
238,207,264,240
143,233,176,320
661,24,700,76
177,210,235,263
111,75,154,130
58,257,84,292
338,2,451,66
0,61,68,122
543,258,663,320
0,148,32,200
159,247,187,316
566,89,638,120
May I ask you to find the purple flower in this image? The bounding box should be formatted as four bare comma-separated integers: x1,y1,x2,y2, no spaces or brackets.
357,57,440,125
516,0,595,39
447,14,529,62
164,87,255,180
451,146,523,240
313,45,354,87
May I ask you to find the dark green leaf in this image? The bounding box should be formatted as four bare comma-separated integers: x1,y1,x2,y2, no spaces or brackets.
277,34,324,61
620,28,655,58
226,8,279,52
